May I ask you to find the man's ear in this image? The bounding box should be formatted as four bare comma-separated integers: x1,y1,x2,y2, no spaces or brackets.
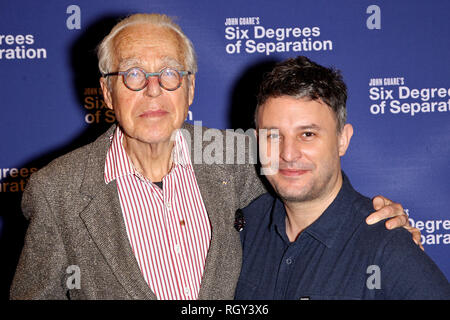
338,123,353,156
188,74,196,106
100,77,114,110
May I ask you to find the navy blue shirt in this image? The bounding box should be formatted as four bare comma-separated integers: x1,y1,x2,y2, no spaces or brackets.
235,173,450,300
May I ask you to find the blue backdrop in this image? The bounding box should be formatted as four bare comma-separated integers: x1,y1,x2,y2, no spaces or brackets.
1,0,449,299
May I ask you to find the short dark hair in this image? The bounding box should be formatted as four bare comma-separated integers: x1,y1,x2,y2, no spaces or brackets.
255,56,347,132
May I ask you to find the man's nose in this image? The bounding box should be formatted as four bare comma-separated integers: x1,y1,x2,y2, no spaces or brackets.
144,76,162,97
280,138,302,162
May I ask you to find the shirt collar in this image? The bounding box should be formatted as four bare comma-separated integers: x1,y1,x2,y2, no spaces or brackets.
171,129,192,170
270,172,357,248
104,126,193,184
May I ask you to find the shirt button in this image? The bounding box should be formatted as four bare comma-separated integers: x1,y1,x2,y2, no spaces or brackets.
286,258,293,265
184,287,190,296
166,202,171,209
175,244,181,254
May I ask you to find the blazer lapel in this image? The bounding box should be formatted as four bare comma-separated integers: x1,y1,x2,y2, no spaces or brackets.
195,162,242,299
78,125,156,299
181,124,243,299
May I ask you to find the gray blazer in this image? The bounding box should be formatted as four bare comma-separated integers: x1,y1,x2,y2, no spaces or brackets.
10,123,266,300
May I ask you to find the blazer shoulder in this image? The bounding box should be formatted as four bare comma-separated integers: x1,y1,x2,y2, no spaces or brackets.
26,126,114,190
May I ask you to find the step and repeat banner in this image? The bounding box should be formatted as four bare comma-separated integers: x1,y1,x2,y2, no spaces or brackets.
0,0,449,298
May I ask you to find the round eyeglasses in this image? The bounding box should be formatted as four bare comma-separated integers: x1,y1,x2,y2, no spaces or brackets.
103,67,192,91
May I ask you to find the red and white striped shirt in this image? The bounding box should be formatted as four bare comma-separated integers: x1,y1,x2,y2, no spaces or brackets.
104,126,211,300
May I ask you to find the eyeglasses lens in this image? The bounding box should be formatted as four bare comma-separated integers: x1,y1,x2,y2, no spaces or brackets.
124,68,146,90
124,68,182,91
160,68,182,90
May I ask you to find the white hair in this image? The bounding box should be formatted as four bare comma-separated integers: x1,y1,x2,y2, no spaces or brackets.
97,13,198,75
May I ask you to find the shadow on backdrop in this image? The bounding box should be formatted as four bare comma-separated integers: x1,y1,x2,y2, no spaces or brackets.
228,59,278,131
228,58,281,195
0,14,124,300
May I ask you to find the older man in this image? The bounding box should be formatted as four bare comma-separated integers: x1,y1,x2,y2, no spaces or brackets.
11,14,415,300
235,56,450,300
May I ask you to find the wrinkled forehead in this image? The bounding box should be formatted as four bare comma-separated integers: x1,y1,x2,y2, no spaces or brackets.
117,56,184,71
112,24,186,70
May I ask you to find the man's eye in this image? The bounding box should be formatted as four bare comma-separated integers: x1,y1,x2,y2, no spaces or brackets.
163,68,179,78
302,132,315,138
128,69,142,78
166,69,177,76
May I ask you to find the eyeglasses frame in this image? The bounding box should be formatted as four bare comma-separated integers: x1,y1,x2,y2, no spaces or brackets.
103,67,192,92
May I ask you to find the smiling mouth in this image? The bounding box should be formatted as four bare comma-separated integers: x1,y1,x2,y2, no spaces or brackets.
278,169,309,177
140,109,169,118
